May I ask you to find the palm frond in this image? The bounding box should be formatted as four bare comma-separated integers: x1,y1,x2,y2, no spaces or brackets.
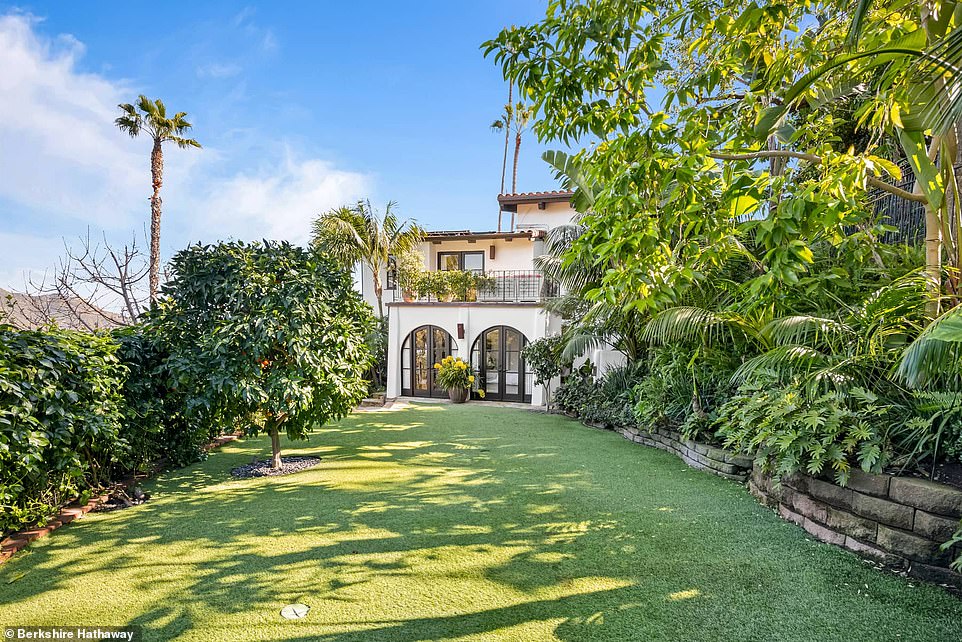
643,306,758,346
170,136,202,149
910,26,962,136
542,150,595,211
312,206,368,267
896,304,962,388
762,315,850,348
845,0,874,47
732,345,827,384
560,325,608,362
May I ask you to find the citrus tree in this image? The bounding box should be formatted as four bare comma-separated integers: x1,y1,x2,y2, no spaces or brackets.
153,241,374,469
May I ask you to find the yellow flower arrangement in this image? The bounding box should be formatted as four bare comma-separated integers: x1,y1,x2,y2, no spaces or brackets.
434,355,480,393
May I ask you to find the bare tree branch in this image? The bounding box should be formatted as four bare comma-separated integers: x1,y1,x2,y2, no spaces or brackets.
15,230,150,330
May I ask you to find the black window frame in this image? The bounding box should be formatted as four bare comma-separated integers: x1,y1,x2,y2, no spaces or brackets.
436,251,485,272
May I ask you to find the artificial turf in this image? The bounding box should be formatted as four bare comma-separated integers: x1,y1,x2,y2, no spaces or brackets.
1,403,961,641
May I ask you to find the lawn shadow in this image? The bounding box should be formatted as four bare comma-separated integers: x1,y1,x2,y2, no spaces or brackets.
3,405,962,641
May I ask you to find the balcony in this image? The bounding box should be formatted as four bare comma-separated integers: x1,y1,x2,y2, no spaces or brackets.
388,270,559,304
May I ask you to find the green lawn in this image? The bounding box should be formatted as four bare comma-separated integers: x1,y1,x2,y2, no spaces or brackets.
2,404,961,641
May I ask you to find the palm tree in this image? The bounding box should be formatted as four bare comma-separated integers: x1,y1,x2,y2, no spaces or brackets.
897,303,962,388
499,82,513,194
491,101,534,229
490,81,514,232
115,96,201,302
311,200,423,320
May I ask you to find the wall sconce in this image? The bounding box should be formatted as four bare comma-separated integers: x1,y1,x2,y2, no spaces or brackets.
457,323,465,339
489,245,496,260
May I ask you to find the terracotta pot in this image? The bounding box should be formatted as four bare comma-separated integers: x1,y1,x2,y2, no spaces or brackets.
448,387,469,403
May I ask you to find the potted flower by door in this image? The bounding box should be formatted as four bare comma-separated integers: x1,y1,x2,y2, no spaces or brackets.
433,356,482,403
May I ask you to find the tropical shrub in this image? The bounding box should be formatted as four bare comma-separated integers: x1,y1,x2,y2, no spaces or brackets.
553,371,596,417
151,241,374,469
434,356,478,392
364,318,389,392
717,382,894,485
0,325,126,534
521,335,570,410
595,363,646,428
630,344,737,443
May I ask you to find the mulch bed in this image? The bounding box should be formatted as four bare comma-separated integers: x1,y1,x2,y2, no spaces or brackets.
91,487,151,513
230,456,321,478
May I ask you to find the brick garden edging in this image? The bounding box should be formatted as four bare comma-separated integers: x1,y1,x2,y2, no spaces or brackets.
0,433,241,565
749,466,962,589
613,424,753,482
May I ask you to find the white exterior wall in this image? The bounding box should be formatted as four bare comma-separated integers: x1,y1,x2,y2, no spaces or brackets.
592,349,627,376
352,263,383,314
421,238,535,271
387,302,561,406
513,201,577,232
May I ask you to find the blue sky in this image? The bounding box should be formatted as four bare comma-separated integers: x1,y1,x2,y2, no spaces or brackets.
0,2,558,290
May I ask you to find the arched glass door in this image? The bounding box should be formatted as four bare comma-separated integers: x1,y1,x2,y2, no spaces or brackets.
401,325,455,398
470,326,531,402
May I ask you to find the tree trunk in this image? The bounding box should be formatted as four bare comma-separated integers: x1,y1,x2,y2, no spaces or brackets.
498,84,514,233
269,423,282,470
920,133,944,317
512,131,521,194
149,137,164,302
372,267,384,320
501,84,513,194
511,131,522,231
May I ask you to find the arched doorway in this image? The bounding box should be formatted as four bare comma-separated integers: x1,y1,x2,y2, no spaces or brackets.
401,325,456,398
470,326,532,402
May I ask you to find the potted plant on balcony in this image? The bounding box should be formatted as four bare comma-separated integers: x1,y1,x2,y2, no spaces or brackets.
395,248,425,302
472,272,497,301
429,271,457,302
433,356,480,403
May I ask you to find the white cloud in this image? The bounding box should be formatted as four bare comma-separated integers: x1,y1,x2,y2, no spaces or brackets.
180,150,368,245
0,13,144,228
195,62,242,79
0,13,369,290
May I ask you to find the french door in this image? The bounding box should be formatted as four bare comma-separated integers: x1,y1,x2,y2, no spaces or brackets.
401,326,454,398
472,326,530,402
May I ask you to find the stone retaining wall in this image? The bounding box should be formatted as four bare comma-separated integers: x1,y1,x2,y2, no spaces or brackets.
750,467,962,588
614,424,753,482
573,414,962,588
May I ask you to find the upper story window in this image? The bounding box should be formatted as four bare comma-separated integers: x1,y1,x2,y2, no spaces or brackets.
438,251,484,273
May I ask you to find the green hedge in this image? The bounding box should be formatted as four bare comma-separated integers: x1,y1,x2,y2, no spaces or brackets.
0,323,214,536
0,324,126,534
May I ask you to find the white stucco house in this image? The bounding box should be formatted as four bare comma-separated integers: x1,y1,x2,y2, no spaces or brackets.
354,190,598,406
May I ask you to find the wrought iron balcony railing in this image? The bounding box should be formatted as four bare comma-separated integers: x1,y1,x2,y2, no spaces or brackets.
389,270,559,303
